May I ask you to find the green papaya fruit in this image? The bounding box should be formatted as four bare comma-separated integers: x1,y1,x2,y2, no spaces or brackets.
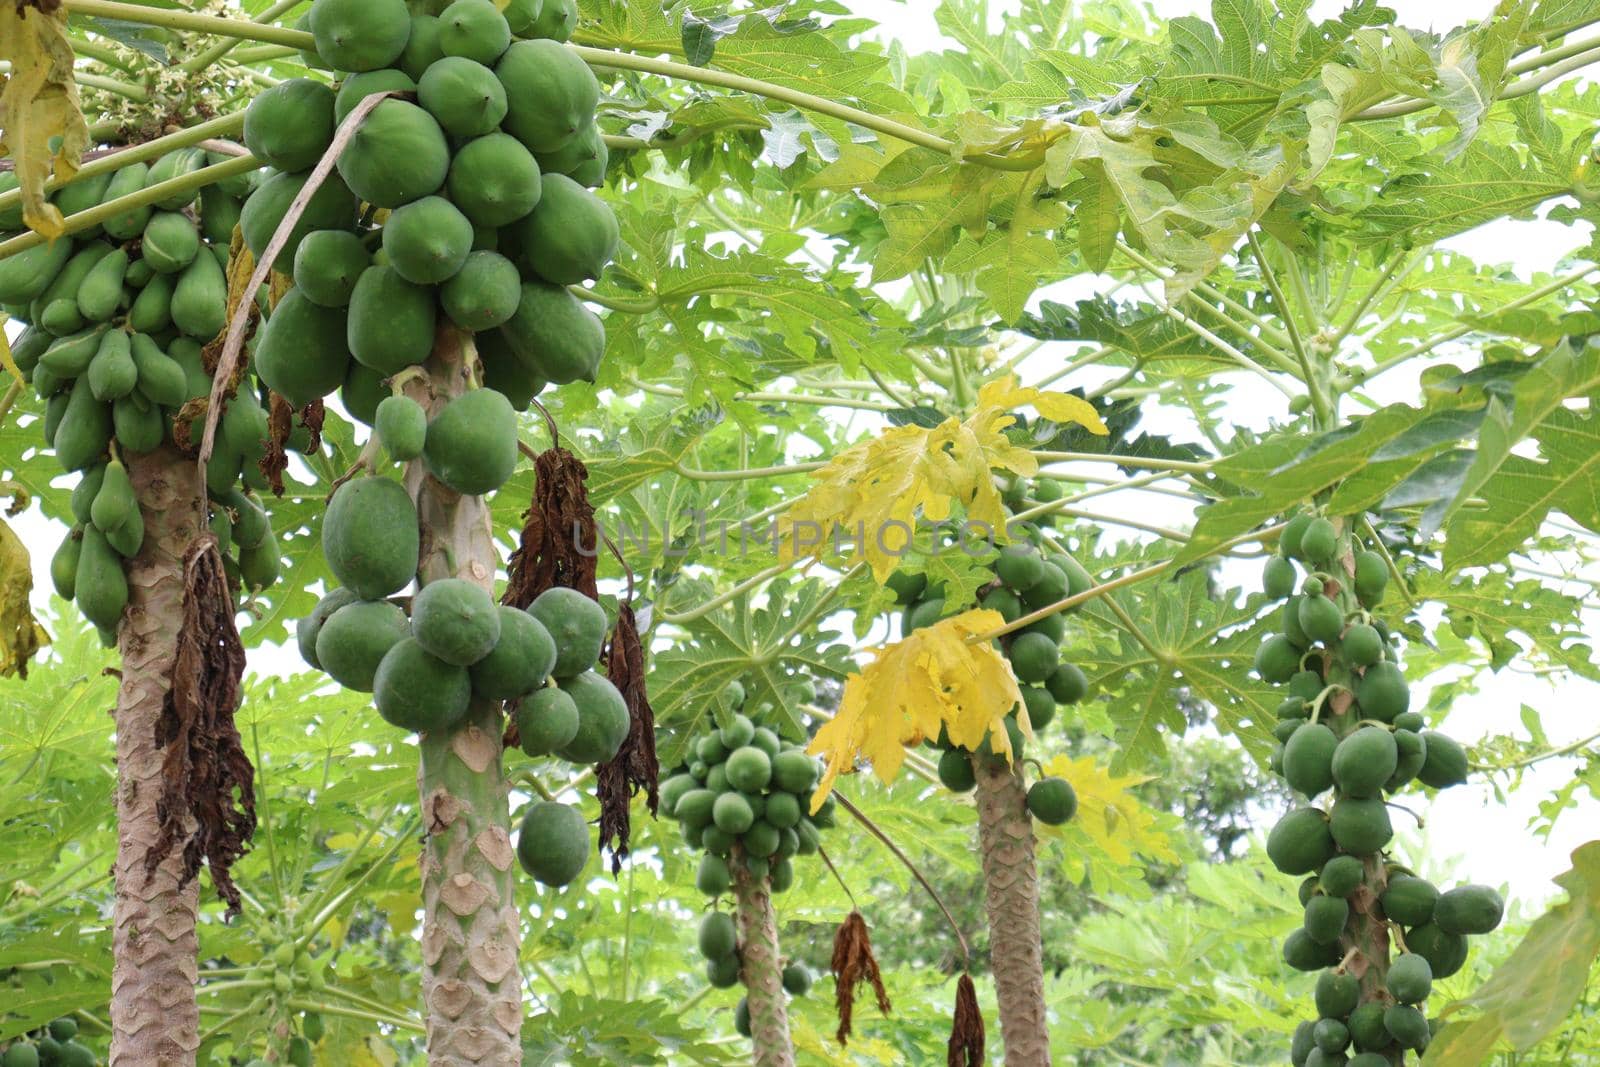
447,132,542,228
34,242,114,336
335,99,450,208
1328,795,1393,854
226,517,272,591
124,256,154,289
199,185,243,245
522,0,576,42
1302,893,1349,944
499,281,604,385
470,605,556,700
293,229,370,308
1266,806,1335,875
375,394,427,461
556,669,629,763
54,375,113,471
420,386,517,495
1434,883,1502,935
71,464,106,525
496,39,598,153
399,14,447,80
113,390,165,453
219,389,270,490
100,487,146,559
334,69,418,125
142,148,204,210
1282,722,1337,797
87,330,138,401
417,55,508,138
341,362,387,425
311,0,412,72
76,246,130,323
241,168,359,265
1406,921,1468,978
516,686,580,754
170,245,227,341
1314,968,1360,1019
374,636,472,732
244,78,338,172
441,251,521,331
1253,633,1301,684
296,587,361,670
382,195,474,284
527,586,606,678
516,800,590,886
535,122,607,187
141,211,201,274
52,528,83,600
0,236,73,304
316,599,411,691
1355,661,1409,722
34,364,68,402
129,332,189,407
52,170,113,226
128,272,175,334
1354,550,1387,606
323,476,420,598
477,326,542,409
254,288,353,408
38,325,109,378
1331,726,1398,797
497,0,544,34
508,173,617,285
347,264,438,375
10,324,50,377
1416,730,1468,788
1026,777,1077,825
74,524,128,629
412,577,501,666
438,0,512,63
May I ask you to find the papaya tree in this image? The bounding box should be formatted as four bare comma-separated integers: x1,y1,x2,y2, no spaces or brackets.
4,0,1600,1064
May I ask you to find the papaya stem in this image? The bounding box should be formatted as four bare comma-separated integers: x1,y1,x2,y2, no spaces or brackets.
834,790,972,969
62,0,311,46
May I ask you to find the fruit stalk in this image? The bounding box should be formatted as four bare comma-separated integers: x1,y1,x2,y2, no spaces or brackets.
732,855,794,1067
405,328,523,1064
972,755,1051,1065
109,445,205,1067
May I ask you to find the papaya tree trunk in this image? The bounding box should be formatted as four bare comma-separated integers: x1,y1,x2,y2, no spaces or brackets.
109,445,204,1067
404,328,523,1063
971,755,1051,1065
732,855,794,1067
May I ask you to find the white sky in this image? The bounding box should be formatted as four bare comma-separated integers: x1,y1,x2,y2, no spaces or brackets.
5,0,1596,909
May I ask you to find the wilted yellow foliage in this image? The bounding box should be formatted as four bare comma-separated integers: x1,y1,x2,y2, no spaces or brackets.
778,376,1107,580
807,609,1025,810
1041,754,1179,867
0,2,90,237
0,515,49,679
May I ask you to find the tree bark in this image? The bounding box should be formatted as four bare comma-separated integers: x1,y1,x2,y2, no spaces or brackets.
732,855,794,1067
109,446,204,1067
406,330,523,1064
972,755,1051,1066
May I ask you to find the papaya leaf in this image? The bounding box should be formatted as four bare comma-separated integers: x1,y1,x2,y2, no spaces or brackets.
807,608,1023,810
0,2,90,237
778,375,1105,580
1423,841,1600,1064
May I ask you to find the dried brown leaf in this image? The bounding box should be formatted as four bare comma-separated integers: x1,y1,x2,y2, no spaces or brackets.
149,534,256,918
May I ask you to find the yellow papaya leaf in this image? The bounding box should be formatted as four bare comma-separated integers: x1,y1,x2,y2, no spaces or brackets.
807,609,1024,810
0,2,90,238
1041,754,1178,867
0,513,49,679
778,375,1108,580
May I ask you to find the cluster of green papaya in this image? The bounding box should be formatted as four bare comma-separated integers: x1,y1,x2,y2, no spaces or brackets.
658,684,825,1034
244,0,615,461
1250,511,1500,1066
3,154,292,643
888,530,1089,823
659,683,827,901
297,476,625,886
1,1018,96,1067
693,908,815,1040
